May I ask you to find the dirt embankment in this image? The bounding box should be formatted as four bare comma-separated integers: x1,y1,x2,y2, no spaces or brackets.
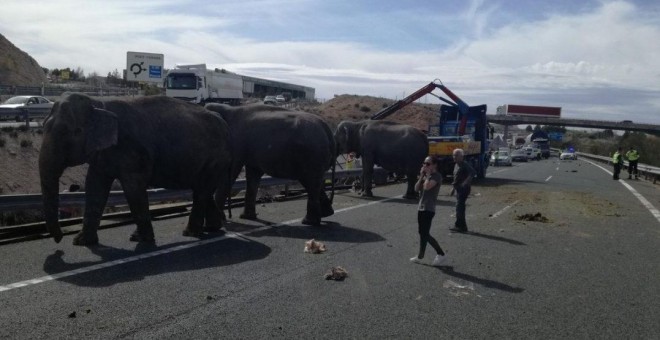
0,95,435,195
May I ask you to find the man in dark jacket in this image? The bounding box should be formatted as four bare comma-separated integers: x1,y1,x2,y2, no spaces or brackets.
450,148,475,233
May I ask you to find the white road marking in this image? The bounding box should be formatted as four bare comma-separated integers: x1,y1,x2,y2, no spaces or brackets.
545,176,553,182
489,168,510,175
583,159,660,224
0,195,400,293
490,200,520,219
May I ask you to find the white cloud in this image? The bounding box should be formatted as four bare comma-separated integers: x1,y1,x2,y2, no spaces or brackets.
1,0,659,123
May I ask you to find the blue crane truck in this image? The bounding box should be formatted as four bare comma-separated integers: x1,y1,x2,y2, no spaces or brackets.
371,79,490,178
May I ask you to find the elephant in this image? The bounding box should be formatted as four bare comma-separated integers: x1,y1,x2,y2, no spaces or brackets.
334,120,429,199
204,103,335,226
39,93,232,245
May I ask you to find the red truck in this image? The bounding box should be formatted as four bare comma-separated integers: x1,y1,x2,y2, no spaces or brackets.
496,104,561,118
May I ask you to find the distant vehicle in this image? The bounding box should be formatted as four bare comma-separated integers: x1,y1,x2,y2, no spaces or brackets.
490,151,512,166
165,64,243,105
0,96,54,121
560,150,578,160
263,96,277,105
510,149,528,162
523,146,541,160
275,95,286,102
621,120,633,124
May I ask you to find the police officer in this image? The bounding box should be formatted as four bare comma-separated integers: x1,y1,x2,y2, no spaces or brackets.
612,147,623,180
625,146,640,179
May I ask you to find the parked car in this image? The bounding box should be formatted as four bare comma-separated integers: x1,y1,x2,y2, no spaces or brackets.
560,150,578,160
511,149,528,162
275,95,286,102
0,96,54,121
263,96,278,105
490,150,512,166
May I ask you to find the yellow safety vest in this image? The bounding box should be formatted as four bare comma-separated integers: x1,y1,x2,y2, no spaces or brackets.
626,150,639,161
612,152,622,164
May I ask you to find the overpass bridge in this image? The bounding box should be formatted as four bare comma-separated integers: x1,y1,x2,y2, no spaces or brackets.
487,114,660,134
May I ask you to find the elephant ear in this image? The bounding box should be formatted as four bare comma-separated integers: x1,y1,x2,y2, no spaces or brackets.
86,108,118,156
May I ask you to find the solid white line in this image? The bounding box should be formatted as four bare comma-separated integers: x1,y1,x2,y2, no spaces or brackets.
490,200,520,219
0,194,401,293
583,159,660,224
545,176,553,182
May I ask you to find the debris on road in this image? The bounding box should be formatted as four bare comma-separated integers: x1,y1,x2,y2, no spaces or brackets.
304,239,327,254
324,266,348,281
516,212,550,223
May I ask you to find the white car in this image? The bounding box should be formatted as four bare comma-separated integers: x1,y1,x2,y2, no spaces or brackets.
490,150,512,166
560,151,578,160
0,96,54,121
275,95,286,102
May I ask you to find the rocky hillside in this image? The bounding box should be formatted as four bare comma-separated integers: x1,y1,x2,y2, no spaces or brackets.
0,33,47,86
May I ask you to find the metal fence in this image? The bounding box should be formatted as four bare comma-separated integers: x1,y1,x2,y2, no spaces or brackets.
0,168,378,213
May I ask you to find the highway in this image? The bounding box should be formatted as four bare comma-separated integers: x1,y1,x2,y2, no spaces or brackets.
0,156,659,339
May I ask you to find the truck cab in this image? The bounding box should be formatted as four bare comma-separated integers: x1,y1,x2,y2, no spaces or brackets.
165,64,243,105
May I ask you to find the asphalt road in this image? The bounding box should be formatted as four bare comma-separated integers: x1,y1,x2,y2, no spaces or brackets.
0,157,659,339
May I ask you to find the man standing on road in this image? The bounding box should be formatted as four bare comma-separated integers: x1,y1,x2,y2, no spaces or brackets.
625,146,640,180
612,147,624,180
451,149,475,233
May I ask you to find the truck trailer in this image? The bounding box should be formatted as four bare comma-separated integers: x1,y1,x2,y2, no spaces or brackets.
497,104,561,118
165,64,243,105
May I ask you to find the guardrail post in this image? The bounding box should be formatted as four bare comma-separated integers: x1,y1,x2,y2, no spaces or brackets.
22,108,29,129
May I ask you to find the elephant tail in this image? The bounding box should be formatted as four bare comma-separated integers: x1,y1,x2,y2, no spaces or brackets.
226,167,233,219
330,149,337,204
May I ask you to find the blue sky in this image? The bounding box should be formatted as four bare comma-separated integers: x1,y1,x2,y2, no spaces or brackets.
2,0,660,124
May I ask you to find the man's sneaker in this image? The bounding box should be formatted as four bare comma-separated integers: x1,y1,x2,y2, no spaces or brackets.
410,256,423,264
432,254,447,267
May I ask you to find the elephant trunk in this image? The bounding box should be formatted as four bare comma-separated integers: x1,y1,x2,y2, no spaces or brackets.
39,144,65,243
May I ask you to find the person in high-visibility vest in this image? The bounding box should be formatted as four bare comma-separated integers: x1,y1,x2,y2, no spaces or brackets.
625,146,640,180
612,147,623,180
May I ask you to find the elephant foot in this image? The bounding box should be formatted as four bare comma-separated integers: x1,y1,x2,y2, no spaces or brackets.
360,191,374,198
72,231,99,246
240,212,258,220
321,206,334,217
182,228,204,238
403,193,418,200
203,225,225,233
129,232,155,243
301,216,321,226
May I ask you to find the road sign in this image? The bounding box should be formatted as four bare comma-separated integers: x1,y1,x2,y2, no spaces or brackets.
126,51,164,83
548,132,564,141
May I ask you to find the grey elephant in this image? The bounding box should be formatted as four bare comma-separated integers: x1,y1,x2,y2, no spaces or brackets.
204,103,335,226
334,120,429,198
39,93,232,245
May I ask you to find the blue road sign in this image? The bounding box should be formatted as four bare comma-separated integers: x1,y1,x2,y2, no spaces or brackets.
149,65,162,78
548,132,563,141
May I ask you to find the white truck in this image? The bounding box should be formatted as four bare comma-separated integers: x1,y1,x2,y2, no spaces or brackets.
165,64,243,105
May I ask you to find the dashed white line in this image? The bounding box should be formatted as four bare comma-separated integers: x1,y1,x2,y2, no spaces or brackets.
545,176,553,182
0,194,401,293
490,200,520,219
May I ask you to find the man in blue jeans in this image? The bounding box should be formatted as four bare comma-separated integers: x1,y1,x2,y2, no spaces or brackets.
450,148,475,233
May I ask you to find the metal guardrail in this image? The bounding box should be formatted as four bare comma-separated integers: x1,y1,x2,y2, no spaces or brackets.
0,168,383,213
553,148,660,183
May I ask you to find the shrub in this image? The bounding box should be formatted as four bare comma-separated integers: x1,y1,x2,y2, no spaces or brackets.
9,131,18,138
359,106,371,113
20,139,33,147
0,138,5,147
17,125,28,132
354,103,360,108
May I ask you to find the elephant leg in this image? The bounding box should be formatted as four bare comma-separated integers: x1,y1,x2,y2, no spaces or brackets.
121,178,156,243
403,173,419,199
203,194,224,233
215,166,242,222
183,187,214,237
73,170,113,246
361,164,374,197
241,166,263,220
301,177,324,226
319,189,334,217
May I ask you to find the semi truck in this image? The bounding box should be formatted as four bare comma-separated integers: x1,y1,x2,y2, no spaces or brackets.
371,79,490,179
165,64,243,105
496,104,561,118
526,130,551,159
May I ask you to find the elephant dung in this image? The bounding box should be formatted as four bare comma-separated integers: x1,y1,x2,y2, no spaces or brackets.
304,239,327,254
324,266,348,281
